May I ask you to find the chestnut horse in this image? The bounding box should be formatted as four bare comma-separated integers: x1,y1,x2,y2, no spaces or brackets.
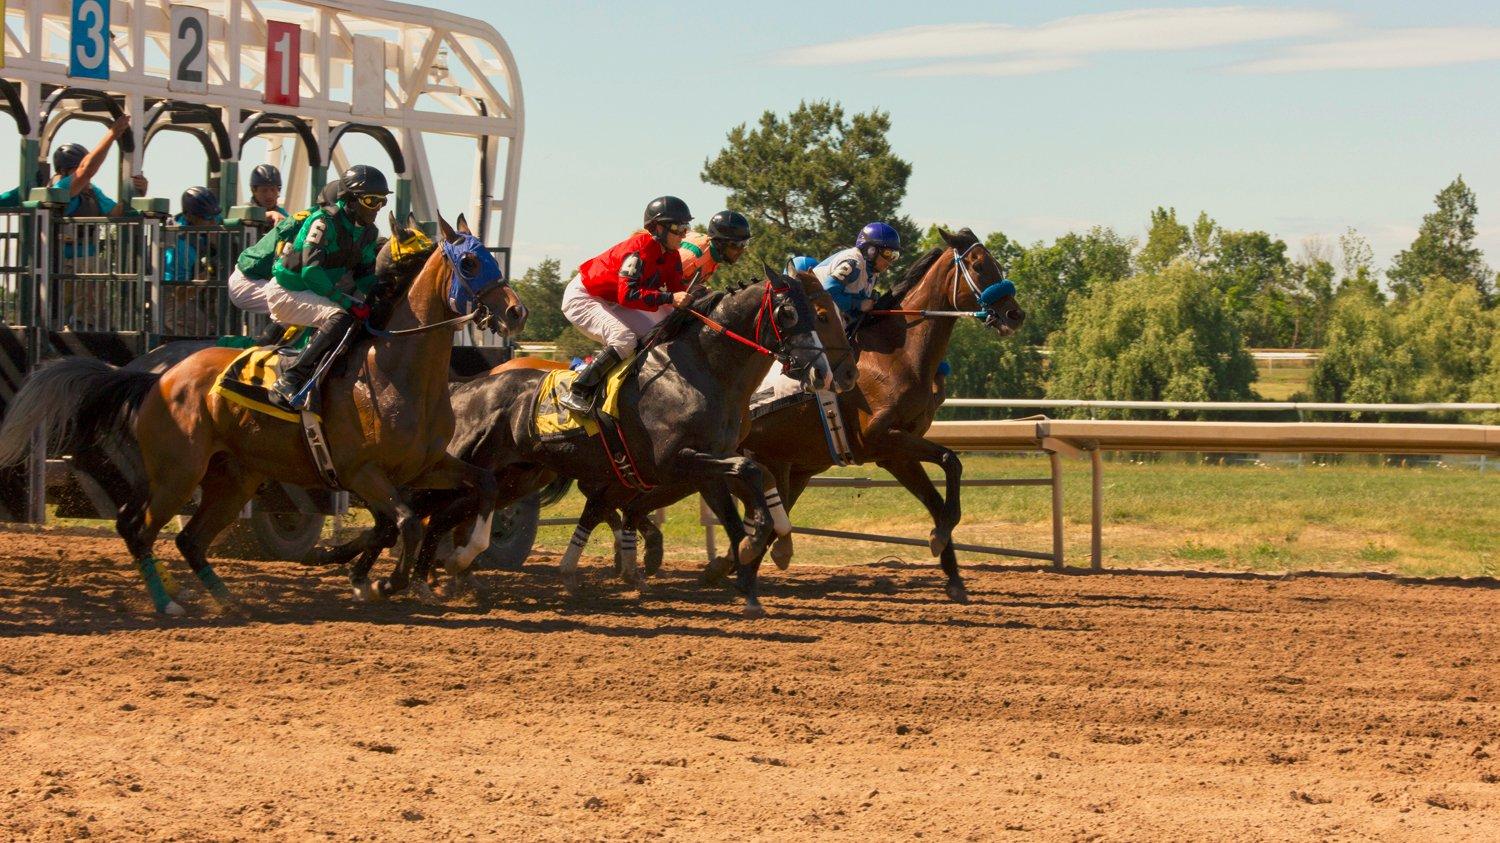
0,215,525,615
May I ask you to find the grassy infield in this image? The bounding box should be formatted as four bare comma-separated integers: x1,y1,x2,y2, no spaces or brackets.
535,362,1498,579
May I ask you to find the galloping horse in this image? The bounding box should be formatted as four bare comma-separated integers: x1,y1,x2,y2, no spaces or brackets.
735,227,1025,603
0,215,526,615
430,267,833,617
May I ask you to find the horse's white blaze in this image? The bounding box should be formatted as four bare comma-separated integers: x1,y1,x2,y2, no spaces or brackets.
451,511,493,572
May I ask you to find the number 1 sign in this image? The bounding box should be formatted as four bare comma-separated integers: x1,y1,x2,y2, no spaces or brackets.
264,21,300,106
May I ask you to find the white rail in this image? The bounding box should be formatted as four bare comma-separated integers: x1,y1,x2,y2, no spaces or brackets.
941,399,1500,414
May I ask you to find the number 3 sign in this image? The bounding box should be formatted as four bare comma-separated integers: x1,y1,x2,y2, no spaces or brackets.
170,6,209,93
264,21,301,106
69,0,110,80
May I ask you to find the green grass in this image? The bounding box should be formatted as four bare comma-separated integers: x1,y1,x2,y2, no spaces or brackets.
1252,361,1314,401
533,454,1499,578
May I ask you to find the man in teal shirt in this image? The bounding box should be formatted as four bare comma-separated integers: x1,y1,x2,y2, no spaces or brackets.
265,165,389,410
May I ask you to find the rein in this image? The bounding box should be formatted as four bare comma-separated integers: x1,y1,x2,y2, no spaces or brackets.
365,307,486,339
868,242,995,320
684,305,776,357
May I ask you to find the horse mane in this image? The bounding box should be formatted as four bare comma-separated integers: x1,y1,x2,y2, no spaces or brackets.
365,232,438,329
871,228,981,311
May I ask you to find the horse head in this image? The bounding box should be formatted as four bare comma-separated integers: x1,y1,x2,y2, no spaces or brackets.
755,264,834,393
395,212,527,337
936,227,1026,336
790,265,859,392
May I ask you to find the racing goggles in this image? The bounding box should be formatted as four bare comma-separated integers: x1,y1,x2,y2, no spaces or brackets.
355,194,389,211
877,248,901,261
665,223,691,236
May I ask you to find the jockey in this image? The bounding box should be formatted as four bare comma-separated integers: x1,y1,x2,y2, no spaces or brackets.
678,210,751,286
558,195,693,414
161,186,223,282
813,221,902,322
248,164,288,224
266,165,389,410
229,181,339,345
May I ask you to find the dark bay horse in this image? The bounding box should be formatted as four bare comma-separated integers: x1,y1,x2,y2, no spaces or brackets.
432,267,834,617
0,215,525,615
735,227,1025,603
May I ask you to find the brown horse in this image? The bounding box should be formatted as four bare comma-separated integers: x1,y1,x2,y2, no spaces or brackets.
734,227,1025,603
0,215,526,615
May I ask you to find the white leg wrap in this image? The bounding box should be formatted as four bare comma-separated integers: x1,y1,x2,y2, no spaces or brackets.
765,489,792,536
451,511,493,572
619,529,637,565
560,524,591,575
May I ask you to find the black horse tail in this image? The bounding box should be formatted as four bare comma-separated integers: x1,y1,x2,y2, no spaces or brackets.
535,474,572,508
0,358,160,467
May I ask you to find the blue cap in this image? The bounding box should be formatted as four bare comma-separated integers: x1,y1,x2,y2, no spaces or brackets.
978,279,1016,307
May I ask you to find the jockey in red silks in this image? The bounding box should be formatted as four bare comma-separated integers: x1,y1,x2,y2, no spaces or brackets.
558,196,695,414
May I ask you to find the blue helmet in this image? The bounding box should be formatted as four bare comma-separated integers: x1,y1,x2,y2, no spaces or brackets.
855,222,901,257
181,185,221,219
790,255,819,274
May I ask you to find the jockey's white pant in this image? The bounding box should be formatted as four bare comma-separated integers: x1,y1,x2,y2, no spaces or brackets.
266,282,341,328
561,273,670,357
227,268,273,314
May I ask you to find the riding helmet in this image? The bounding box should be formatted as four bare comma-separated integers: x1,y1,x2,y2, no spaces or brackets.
181,185,221,219
249,163,283,189
855,221,901,252
51,143,88,177
643,196,692,227
707,210,751,243
339,164,392,197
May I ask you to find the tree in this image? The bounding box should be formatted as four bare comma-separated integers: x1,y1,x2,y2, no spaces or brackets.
1288,247,1336,348
939,318,1045,418
1136,206,1190,273
1392,277,1495,404
701,101,919,284
1337,227,1382,302
554,324,596,359
1387,176,1490,300
1046,262,1256,417
510,257,569,342
1008,227,1134,345
1309,294,1412,408
1210,228,1295,347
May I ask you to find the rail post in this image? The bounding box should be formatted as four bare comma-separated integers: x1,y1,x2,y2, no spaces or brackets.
1090,447,1102,570
1048,450,1064,570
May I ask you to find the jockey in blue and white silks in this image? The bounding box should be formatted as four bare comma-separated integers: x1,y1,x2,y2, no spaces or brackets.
812,221,902,322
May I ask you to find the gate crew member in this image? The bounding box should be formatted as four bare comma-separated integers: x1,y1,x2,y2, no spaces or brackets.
813,221,901,323
160,186,224,335
677,210,751,286
266,165,389,410
558,196,693,414
248,163,289,224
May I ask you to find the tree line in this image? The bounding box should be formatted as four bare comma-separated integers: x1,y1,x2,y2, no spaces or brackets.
512,101,1500,416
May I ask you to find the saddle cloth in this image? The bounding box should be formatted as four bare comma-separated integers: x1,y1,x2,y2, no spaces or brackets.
748,370,853,466
210,346,321,424
532,358,633,440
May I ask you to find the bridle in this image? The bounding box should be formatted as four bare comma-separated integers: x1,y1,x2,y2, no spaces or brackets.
869,242,1016,324
364,233,510,338
684,277,827,378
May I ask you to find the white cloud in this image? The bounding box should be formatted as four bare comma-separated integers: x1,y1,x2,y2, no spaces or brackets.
776,7,1345,71
893,56,1081,78
1231,27,1500,73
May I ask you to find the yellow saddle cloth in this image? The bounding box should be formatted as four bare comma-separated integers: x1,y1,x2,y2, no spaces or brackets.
532,357,633,440
210,346,319,424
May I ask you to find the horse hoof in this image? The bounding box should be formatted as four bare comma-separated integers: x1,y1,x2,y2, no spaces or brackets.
929,529,952,557
642,556,663,577
562,573,583,597
945,580,970,604
352,579,385,603
701,556,732,586
741,602,768,620
770,535,794,570
160,600,186,617
410,581,442,606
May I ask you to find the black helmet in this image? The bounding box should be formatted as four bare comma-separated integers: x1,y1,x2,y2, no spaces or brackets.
52,143,88,176
707,210,751,243
181,185,221,219
249,163,282,189
319,178,343,206
643,196,692,227
339,164,391,198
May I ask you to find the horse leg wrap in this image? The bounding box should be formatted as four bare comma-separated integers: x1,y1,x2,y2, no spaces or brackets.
136,557,179,615
194,565,233,602
561,525,590,573
764,489,792,536
153,558,179,597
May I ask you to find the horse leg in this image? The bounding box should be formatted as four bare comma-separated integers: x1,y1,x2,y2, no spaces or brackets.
121,448,214,617
393,457,499,603
339,465,420,603
879,432,964,555
741,456,796,570
876,451,969,604
173,456,264,614
695,478,765,618
639,512,664,577
560,495,615,597
348,514,399,600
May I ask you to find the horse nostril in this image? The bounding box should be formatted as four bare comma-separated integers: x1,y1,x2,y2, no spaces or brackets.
507,305,527,322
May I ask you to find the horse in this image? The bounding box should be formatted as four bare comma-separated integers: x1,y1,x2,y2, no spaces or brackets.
314,268,860,599
732,227,1025,603
0,214,526,615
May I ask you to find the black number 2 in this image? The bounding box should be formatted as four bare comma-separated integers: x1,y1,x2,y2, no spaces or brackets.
177,16,204,83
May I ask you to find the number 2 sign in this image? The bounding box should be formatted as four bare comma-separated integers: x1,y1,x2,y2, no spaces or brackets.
170,6,210,93
69,0,110,80
264,21,300,106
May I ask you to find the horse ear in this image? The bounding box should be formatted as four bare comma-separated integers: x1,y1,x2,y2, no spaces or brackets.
938,227,958,247
455,213,473,235
405,212,419,232
437,212,459,244
386,211,399,233
761,262,777,282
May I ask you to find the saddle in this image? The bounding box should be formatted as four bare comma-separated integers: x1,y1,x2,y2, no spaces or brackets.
531,356,655,491
749,376,854,467
210,336,340,488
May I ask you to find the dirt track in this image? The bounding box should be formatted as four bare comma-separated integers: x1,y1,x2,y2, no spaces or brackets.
1,527,1497,841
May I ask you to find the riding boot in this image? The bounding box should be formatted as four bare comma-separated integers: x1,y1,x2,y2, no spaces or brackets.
270,310,357,410
558,346,622,415
254,320,290,347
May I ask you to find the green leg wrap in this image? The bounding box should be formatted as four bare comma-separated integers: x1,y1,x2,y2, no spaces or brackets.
154,558,179,597
137,556,175,614
195,565,233,602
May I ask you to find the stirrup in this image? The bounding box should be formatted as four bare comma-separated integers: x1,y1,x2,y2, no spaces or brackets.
269,378,306,411
558,387,596,416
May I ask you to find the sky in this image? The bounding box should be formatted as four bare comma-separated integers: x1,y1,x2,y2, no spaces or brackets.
8,1,1500,280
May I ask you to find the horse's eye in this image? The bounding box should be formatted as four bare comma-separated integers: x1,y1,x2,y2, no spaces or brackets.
460,254,479,276
817,314,829,324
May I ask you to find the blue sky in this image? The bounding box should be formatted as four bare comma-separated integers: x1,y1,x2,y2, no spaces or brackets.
475,0,1500,277
9,1,1500,280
